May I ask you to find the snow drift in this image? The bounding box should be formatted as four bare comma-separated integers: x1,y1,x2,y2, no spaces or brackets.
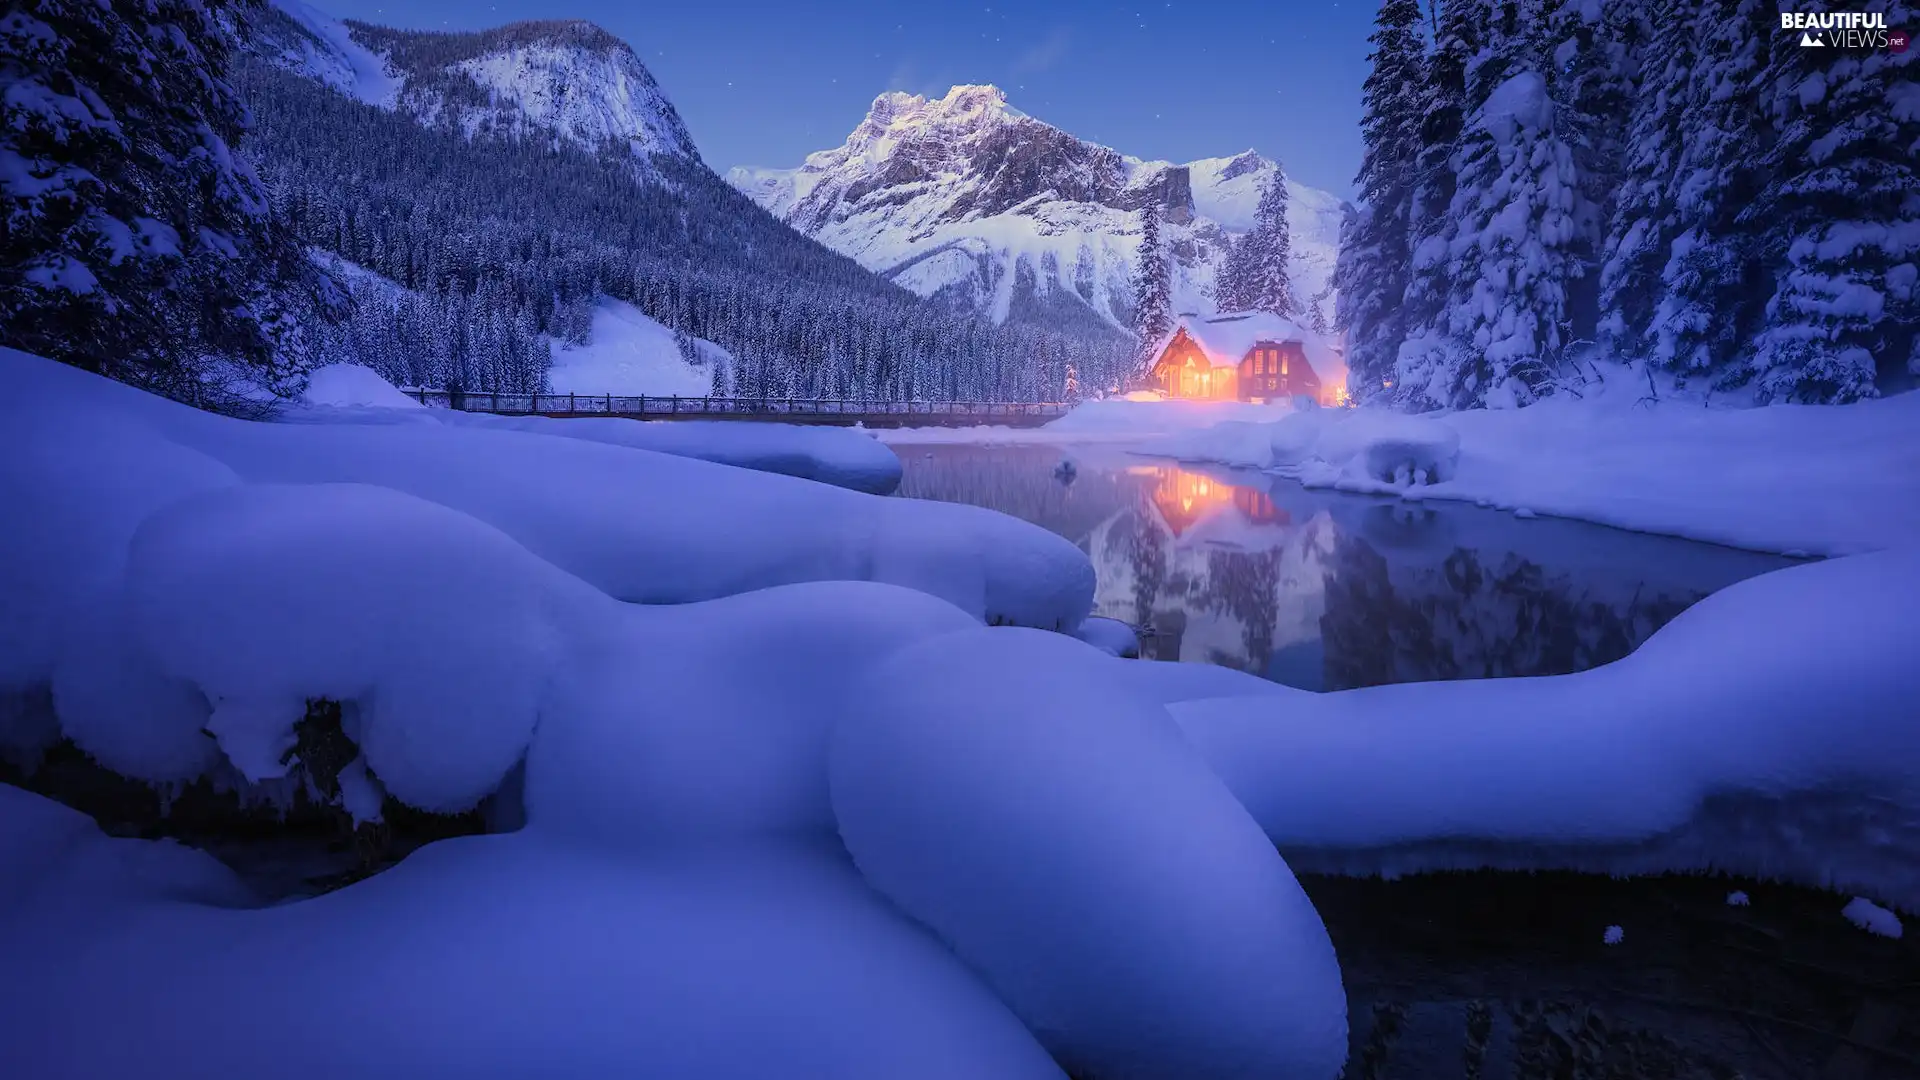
834,629,1347,1079
1168,547,1920,912
296,362,905,494
0,346,1348,1076
6,341,1919,1078
2,349,1080,652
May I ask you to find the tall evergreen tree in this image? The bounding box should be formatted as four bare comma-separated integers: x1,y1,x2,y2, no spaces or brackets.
1401,1,1583,409
1597,0,1693,360
1642,0,1774,385
1,0,329,405
1219,168,1297,318
1401,0,1482,348
1741,0,1917,402
1549,0,1642,346
1132,204,1172,371
1336,0,1427,404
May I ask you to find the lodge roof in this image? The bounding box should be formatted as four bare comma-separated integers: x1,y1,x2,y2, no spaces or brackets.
1150,311,1327,377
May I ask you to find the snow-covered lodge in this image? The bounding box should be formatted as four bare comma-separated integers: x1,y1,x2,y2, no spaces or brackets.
1147,312,1335,404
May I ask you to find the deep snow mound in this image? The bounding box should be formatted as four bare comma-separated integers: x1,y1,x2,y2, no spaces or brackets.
1168,547,1920,913
833,628,1347,1080
302,363,425,410
59,483,598,812
0,349,1083,630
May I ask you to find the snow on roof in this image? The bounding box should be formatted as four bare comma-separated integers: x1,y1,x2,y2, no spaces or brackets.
1152,312,1328,379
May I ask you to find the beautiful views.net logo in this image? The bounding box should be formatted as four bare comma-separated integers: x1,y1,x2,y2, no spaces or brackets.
1778,10,1904,49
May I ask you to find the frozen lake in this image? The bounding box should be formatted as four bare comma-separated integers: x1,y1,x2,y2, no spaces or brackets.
898,443,1795,691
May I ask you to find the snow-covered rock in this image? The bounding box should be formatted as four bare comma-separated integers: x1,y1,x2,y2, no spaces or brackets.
727,86,1345,331
1069,615,1140,658
1842,897,1903,939
65,483,597,810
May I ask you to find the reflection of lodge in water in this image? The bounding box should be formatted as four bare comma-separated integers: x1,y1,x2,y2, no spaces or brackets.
1150,468,1288,537
1093,464,1333,677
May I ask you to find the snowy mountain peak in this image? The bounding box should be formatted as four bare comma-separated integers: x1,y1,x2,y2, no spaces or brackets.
254,2,699,163
1213,150,1271,183
726,90,1345,333
857,85,1017,129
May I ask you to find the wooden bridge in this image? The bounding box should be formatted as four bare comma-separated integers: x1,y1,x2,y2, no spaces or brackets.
402,390,1073,428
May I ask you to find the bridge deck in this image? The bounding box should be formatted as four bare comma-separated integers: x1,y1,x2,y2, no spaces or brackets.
404,390,1070,428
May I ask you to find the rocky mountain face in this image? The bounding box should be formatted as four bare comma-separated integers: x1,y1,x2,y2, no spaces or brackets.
727,85,1348,334
253,1,698,164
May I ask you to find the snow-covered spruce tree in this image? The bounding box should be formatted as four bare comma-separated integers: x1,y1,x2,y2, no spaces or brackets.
1219,167,1296,318
1131,204,1172,374
1548,0,1643,347
1334,0,1427,404
1215,235,1247,313
1406,0,1585,409
1740,1,1917,403
1596,0,1693,361
1,0,329,405
1641,0,1775,386
1401,0,1483,355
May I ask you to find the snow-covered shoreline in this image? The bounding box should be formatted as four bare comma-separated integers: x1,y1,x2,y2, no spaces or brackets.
294,363,905,494
891,388,1920,558
6,347,1918,1079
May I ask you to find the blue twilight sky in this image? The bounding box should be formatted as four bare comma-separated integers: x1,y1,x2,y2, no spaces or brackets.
317,0,1379,198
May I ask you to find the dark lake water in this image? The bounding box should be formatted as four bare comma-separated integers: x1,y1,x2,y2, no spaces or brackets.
897,443,1795,691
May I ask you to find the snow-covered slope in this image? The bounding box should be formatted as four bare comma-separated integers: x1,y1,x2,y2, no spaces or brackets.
256,0,402,107
547,300,734,397
726,85,1347,332
254,2,698,163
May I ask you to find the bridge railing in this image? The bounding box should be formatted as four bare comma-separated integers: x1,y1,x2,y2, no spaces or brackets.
401,390,1072,420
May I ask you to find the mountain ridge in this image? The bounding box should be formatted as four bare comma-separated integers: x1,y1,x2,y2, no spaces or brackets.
726,84,1347,334
256,1,698,164
236,5,1134,399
